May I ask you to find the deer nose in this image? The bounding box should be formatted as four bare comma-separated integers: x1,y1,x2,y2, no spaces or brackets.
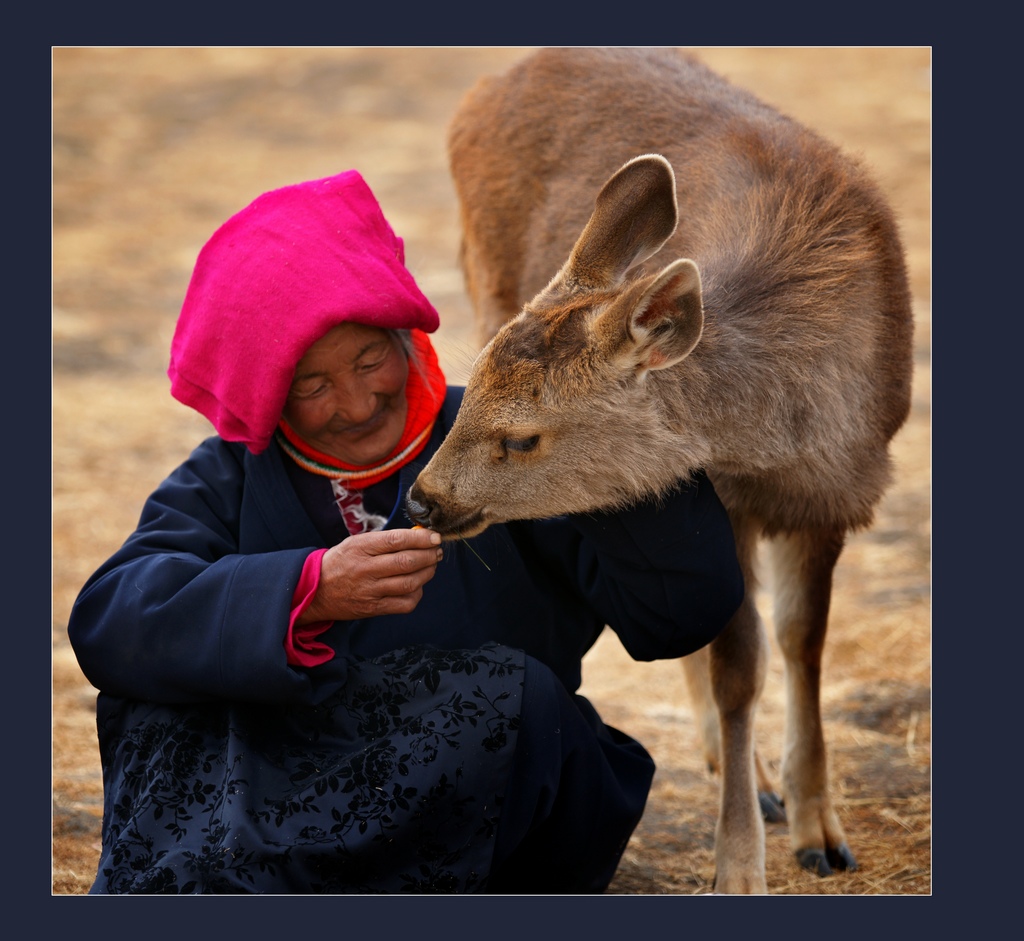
404,487,434,527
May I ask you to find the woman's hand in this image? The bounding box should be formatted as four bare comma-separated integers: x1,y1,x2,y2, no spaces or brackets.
296,527,443,624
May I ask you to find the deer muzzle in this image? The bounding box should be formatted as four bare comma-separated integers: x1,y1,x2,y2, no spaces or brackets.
405,477,490,540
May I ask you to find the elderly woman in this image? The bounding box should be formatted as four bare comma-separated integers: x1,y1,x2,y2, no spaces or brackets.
68,170,744,895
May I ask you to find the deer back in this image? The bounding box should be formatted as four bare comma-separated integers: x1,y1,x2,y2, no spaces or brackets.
411,48,913,539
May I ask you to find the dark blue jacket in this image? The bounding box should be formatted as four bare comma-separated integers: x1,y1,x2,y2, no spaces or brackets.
69,387,743,705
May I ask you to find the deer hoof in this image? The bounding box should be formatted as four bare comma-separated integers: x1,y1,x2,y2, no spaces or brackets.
758,790,786,823
828,843,858,873
796,848,833,876
796,843,858,877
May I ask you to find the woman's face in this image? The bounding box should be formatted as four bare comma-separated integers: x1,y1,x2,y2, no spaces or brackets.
282,323,409,466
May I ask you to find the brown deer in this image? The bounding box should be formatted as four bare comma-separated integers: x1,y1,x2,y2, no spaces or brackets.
407,47,914,894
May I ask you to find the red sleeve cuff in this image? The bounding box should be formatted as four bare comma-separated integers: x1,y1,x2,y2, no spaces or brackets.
285,548,335,667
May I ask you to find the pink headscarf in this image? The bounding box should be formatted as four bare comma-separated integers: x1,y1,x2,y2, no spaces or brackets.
168,170,440,453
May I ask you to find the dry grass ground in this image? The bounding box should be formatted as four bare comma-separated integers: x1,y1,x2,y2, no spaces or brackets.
52,46,931,896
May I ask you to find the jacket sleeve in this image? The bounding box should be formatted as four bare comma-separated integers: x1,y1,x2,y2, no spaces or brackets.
68,438,320,704
558,472,745,661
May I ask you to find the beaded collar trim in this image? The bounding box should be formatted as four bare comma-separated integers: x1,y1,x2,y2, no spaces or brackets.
274,421,435,487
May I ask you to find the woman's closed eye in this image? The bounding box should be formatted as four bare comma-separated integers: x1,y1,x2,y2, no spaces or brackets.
289,379,330,399
357,354,388,373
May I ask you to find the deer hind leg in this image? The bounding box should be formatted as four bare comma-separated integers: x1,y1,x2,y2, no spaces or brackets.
681,648,785,822
699,515,770,894
768,527,857,876
460,241,519,347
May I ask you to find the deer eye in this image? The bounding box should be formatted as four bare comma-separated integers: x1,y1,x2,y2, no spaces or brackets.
504,435,540,454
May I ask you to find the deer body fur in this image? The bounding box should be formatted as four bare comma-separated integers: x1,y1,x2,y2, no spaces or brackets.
408,47,913,894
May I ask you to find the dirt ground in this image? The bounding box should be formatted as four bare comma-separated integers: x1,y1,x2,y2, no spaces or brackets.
52,46,931,895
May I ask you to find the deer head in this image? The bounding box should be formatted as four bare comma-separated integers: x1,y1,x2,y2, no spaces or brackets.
408,155,705,538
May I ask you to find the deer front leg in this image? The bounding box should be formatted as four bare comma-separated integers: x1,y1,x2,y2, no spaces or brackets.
706,593,770,894
769,528,857,876
681,647,720,774
682,648,785,822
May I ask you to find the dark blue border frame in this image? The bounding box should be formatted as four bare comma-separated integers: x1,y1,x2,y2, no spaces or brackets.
31,11,997,934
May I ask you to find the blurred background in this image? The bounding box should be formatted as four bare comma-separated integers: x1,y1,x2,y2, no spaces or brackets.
52,46,931,894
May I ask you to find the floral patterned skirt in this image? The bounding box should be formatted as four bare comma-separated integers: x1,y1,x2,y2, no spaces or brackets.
90,644,527,894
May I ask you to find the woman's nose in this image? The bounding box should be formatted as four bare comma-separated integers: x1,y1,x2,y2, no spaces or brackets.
333,378,377,423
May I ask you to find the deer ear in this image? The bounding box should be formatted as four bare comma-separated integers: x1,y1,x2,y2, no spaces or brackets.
542,154,678,296
618,259,704,377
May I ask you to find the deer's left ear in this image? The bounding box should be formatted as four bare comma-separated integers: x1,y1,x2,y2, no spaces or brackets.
601,259,703,378
534,154,678,303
